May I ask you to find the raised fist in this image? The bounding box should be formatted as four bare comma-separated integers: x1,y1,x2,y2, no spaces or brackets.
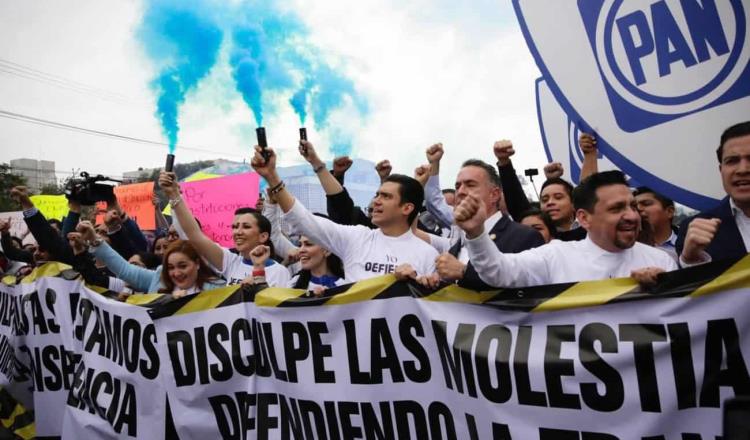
332,156,353,177
493,140,515,167
453,194,488,239
375,160,392,181
543,162,564,180
249,244,271,267
251,145,278,179
681,218,721,264
425,143,444,164
579,133,597,156
413,164,432,186
158,171,180,198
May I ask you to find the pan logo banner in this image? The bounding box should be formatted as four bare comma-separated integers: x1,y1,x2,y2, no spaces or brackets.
515,0,750,210
583,0,749,130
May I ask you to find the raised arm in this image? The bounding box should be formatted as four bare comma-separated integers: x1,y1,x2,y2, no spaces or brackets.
158,171,224,269
62,200,81,237
261,195,298,260
78,221,156,292
0,220,33,264
251,143,360,260
11,186,75,264
153,194,170,233
423,143,454,228
494,140,532,220
578,133,599,181
298,141,345,195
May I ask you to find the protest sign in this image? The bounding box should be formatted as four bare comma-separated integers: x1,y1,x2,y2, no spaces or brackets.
29,195,68,221
114,182,156,230
176,172,260,247
0,212,31,247
95,182,156,230
515,1,749,210
3,264,77,437
2,257,750,438
61,278,165,439
162,171,221,217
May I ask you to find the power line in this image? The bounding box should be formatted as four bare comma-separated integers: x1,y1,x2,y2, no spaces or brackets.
4,165,124,179
0,58,141,105
0,108,246,158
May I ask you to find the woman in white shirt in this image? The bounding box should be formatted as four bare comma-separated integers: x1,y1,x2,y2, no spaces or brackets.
159,171,290,287
289,235,346,295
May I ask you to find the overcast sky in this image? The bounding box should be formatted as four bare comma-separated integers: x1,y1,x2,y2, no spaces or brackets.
0,0,546,185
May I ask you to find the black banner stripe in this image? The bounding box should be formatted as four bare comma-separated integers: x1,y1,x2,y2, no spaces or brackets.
608,257,741,304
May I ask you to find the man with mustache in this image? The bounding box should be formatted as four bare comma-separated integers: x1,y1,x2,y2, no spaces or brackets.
450,170,679,287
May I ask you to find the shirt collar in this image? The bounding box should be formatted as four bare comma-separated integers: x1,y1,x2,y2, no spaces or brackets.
729,198,750,220
660,230,678,248
581,235,629,256
242,258,276,267
484,211,503,230
556,218,580,232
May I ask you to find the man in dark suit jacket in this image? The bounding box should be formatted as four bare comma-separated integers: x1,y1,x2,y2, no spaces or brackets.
423,145,544,290
676,121,750,265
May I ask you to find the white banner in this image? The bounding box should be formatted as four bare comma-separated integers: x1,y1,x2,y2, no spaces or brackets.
151,272,750,440
3,260,750,438
1,268,165,438
61,280,165,439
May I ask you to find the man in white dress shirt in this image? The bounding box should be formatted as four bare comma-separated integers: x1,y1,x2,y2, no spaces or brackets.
452,171,689,288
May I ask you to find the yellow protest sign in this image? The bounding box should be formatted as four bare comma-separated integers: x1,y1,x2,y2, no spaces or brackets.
29,195,69,220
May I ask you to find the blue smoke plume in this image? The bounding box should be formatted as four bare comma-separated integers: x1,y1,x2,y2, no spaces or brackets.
139,0,368,156
289,78,312,124
138,1,223,153
228,3,368,155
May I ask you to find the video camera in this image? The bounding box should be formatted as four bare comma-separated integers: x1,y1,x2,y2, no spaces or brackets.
64,172,121,205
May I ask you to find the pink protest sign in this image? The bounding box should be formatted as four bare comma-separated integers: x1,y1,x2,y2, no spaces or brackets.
179,172,260,247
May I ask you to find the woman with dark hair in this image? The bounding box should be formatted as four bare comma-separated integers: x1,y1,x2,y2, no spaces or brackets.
262,198,346,294
290,235,346,295
129,252,161,270
517,208,557,244
77,221,224,297
151,234,169,257
159,171,290,287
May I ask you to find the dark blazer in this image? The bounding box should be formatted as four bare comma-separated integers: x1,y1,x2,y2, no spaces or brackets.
25,210,75,264
451,215,545,290
675,197,747,262
557,226,587,242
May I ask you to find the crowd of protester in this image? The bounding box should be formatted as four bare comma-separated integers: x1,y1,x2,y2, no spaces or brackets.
0,120,749,299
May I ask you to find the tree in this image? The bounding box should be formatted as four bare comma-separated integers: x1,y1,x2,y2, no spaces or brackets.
0,163,28,212
136,160,216,183
39,181,64,195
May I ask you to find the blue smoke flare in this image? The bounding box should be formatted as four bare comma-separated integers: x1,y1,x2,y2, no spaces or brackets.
138,1,223,153
139,0,368,156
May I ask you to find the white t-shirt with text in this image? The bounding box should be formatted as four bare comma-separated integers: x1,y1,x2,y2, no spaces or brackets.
221,248,291,287
283,200,438,282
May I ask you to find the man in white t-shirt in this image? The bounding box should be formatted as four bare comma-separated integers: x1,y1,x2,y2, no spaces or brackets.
450,171,683,288
250,142,438,282
159,172,290,287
